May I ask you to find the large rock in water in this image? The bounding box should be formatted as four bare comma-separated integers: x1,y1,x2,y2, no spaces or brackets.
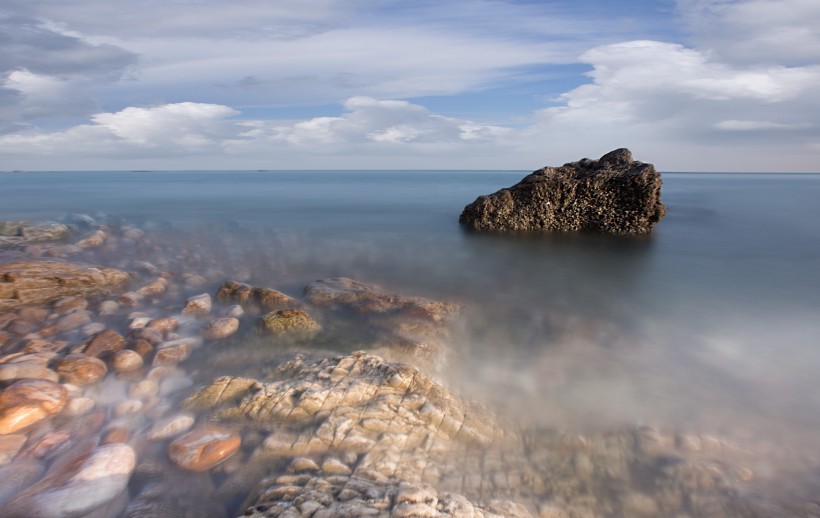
459,148,666,234
0,260,130,311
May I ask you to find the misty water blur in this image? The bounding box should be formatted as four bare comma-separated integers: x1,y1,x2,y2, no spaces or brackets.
3,169,820,499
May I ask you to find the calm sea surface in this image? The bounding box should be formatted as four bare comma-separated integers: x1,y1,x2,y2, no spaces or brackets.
3,170,820,496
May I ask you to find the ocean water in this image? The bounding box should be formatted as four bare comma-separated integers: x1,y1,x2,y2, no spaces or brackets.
3,170,820,502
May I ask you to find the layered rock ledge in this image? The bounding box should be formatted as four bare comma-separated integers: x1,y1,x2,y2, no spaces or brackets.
459,148,666,234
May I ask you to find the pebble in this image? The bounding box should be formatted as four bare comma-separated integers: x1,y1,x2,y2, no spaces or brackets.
0,443,136,517
55,353,107,385
77,328,127,357
153,337,201,366
201,317,239,340
167,425,241,471
147,413,196,441
129,316,151,329
80,322,106,337
224,304,245,318
147,317,178,334
97,300,120,316
0,362,59,383
119,291,145,307
137,277,168,296
20,431,72,460
114,399,144,416
53,296,88,314
101,424,131,445
55,310,93,333
112,349,144,373
64,397,95,416
129,379,159,400
0,434,26,465
182,293,212,317
0,379,67,434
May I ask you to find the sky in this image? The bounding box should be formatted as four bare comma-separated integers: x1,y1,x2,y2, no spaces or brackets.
1,0,819,172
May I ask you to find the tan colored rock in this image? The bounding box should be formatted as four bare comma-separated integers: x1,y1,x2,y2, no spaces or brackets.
75,328,126,357
54,309,93,333
129,379,159,400
97,299,120,315
153,337,201,366
168,425,241,471
304,277,459,322
0,362,59,383
64,397,95,416
137,277,168,296
216,280,301,314
0,260,129,311
258,309,320,340
0,221,71,248
53,296,88,314
182,293,212,317
75,228,107,248
118,291,144,307
202,317,239,340
0,434,26,465
146,317,178,334
111,349,144,373
55,353,107,385
0,379,67,434
0,443,135,517
147,413,196,441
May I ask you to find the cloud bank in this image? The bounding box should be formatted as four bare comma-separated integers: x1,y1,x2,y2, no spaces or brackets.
1,0,818,171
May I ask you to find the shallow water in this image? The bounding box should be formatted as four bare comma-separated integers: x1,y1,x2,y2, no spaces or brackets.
3,170,820,506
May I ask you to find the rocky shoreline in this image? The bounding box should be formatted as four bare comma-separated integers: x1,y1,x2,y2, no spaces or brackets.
0,217,817,517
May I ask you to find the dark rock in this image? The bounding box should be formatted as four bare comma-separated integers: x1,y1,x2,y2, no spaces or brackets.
0,260,130,311
459,148,666,234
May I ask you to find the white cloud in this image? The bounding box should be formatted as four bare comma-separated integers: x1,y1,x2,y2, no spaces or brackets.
677,0,820,65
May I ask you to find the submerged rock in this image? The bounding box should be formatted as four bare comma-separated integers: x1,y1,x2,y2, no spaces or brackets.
167,425,241,471
0,221,72,249
304,277,459,322
258,309,320,340
0,379,67,434
0,443,135,517
0,260,130,311
215,280,301,314
459,148,666,234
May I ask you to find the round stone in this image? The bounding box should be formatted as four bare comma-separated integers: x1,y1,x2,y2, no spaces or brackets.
201,317,239,340
111,349,144,373
167,425,241,471
55,353,107,385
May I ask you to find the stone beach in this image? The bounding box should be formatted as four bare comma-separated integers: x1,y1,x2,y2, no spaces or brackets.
0,216,818,517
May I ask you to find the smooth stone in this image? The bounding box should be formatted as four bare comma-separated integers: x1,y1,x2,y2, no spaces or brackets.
128,379,158,400
53,297,88,315
119,291,145,307
0,434,27,465
146,317,178,333
76,328,126,357
0,379,67,435
79,322,105,337
128,316,151,329
201,317,239,340
97,300,120,316
64,397,95,416
0,362,59,383
182,293,212,317
54,310,92,333
20,431,72,460
223,304,245,318
114,399,143,416
137,277,168,296
0,443,136,517
152,337,201,366
54,353,107,385
111,349,144,373
75,229,107,248
258,309,320,340
167,425,241,472
147,413,196,441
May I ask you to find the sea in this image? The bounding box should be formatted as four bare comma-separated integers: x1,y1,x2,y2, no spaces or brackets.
2,170,820,504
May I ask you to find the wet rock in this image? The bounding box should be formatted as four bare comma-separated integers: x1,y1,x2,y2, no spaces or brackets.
215,280,301,314
20,431,72,460
182,293,212,317
115,399,143,416
129,379,159,400
0,362,59,383
54,309,93,333
112,349,144,373
153,337,201,366
97,299,120,315
55,353,107,385
0,379,67,434
147,413,196,441
119,291,145,307
0,260,129,311
304,277,459,322
459,148,666,234
137,277,168,296
167,425,241,471
147,317,178,334
52,296,88,314
224,304,245,318
201,317,239,340
75,328,126,357
0,434,26,465
0,443,136,517
64,397,95,416
75,228,107,249
0,221,71,248
258,309,320,340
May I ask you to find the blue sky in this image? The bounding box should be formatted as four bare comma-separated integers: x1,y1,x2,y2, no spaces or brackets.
1,0,818,171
